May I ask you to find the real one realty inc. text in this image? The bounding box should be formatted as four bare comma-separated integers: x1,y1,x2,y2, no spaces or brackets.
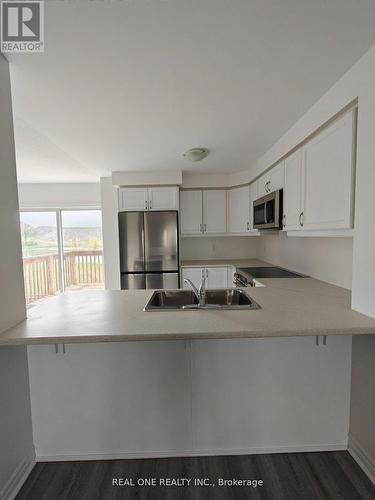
112,477,264,488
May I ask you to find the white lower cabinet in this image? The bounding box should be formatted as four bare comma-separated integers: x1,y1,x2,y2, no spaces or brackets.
191,336,351,452
206,267,228,289
181,267,204,289
28,342,191,458
227,266,236,287
182,266,228,289
27,336,351,458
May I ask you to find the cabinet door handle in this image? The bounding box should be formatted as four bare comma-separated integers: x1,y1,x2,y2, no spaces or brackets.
206,269,208,278
204,223,207,232
202,269,205,278
199,223,202,232
299,212,304,227
264,182,267,193
267,181,271,192
282,214,286,228
149,200,152,210
145,200,148,210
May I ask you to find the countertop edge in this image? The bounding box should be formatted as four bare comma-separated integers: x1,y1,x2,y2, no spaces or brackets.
2,326,375,346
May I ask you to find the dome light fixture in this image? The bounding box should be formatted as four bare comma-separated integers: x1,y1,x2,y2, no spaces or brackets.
183,148,209,162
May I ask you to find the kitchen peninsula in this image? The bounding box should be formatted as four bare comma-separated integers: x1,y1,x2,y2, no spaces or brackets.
1,261,375,345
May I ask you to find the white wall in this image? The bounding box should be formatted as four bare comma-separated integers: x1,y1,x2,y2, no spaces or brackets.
349,335,375,483
0,54,34,499
28,336,351,460
181,236,257,261
100,177,120,289
256,234,353,290
18,182,101,209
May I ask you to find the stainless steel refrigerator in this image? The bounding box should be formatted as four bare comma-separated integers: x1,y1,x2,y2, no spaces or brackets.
119,211,180,289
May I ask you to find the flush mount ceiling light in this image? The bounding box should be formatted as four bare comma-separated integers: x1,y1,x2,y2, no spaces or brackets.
183,148,209,162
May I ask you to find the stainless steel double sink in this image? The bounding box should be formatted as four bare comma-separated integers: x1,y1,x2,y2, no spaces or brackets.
144,288,261,311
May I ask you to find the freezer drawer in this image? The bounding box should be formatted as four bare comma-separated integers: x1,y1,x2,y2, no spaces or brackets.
121,273,146,290
146,273,179,289
144,211,178,272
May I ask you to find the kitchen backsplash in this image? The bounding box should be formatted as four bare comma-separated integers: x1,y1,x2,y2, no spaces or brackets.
180,236,257,260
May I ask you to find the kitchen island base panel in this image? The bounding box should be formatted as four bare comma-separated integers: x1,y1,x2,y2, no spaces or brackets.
28,336,351,459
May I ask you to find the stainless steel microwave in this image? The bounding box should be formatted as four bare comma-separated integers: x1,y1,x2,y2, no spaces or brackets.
253,189,283,230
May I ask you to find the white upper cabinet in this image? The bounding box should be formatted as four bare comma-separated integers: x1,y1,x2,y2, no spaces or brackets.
118,186,179,211
227,186,250,233
148,187,179,211
257,162,285,197
203,190,227,234
257,172,269,198
180,190,226,235
301,112,355,230
180,190,203,234
269,162,285,193
284,150,303,230
118,187,149,211
249,182,258,231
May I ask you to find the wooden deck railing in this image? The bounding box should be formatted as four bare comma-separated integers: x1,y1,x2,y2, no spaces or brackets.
23,250,104,304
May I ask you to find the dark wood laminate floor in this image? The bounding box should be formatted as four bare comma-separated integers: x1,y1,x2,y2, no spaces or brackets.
16,451,375,500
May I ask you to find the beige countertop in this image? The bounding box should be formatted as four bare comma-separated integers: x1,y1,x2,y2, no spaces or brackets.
1,277,375,345
180,258,270,268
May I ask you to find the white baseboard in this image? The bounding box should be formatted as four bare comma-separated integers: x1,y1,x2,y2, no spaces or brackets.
0,450,35,500
36,442,347,462
348,434,375,485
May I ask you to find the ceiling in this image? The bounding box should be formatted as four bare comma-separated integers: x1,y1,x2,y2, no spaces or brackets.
7,0,375,183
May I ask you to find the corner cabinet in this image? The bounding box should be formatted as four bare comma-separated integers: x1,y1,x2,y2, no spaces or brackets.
180,190,226,235
283,110,356,233
118,186,179,211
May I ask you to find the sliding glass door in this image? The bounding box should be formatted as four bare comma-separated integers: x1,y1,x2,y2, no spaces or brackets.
20,209,104,305
61,210,104,291
20,211,61,304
